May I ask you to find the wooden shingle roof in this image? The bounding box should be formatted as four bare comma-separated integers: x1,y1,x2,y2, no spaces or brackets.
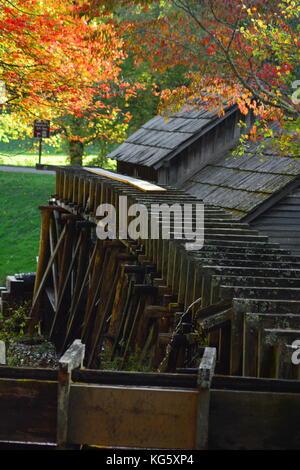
182,133,300,220
108,104,237,169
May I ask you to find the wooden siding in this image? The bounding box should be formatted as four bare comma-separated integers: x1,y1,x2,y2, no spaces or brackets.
165,108,245,186
117,161,158,183
251,186,300,255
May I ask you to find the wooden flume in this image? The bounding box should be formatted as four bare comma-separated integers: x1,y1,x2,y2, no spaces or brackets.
1,341,300,449
1,165,300,450
0,340,217,449
29,166,300,378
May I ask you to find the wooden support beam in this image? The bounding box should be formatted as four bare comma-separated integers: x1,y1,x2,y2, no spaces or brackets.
57,339,85,449
64,241,99,349
29,224,67,333
243,313,300,377
86,245,125,367
49,218,59,309
259,329,300,380
33,206,52,298
49,230,84,342
199,308,232,332
198,347,217,390
196,347,216,450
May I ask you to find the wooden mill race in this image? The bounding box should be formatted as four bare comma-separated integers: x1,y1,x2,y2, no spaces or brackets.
1,163,300,450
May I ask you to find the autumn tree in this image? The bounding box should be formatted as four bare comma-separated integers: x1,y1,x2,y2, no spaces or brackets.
51,107,132,166
87,0,300,157
0,0,139,165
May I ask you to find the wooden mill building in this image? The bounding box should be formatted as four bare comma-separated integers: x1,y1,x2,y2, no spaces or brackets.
109,104,251,185
2,105,300,450
108,107,300,255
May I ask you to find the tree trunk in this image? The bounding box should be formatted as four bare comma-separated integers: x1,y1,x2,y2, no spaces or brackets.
69,139,84,166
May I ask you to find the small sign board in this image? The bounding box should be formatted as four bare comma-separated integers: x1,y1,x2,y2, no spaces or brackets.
34,120,50,139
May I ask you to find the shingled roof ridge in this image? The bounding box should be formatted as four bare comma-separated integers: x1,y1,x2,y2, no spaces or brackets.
119,141,174,151
140,126,195,135
208,162,298,177
188,179,273,195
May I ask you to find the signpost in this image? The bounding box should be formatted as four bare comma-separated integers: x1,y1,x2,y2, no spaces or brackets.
33,120,50,164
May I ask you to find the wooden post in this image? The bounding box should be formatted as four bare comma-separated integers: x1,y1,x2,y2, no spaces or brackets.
57,339,85,449
33,206,52,298
196,347,216,450
38,138,42,164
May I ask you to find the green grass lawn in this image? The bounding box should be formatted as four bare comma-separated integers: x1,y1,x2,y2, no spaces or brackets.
0,172,55,285
0,151,116,168
0,152,68,167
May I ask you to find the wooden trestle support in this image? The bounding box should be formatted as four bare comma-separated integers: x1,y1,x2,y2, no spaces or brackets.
30,166,300,379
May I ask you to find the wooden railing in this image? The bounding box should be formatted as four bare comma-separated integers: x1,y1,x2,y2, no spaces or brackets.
0,341,216,450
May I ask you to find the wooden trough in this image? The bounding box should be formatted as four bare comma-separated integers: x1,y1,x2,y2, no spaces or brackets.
0,341,216,450
1,340,300,450
26,165,300,379
3,165,300,448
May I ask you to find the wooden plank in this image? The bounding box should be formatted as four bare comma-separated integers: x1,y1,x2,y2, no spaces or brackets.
64,241,99,347
0,378,57,443
231,297,300,375
33,206,52,298
243,313,300,377
196,347,216,450
108,264,132,339
68,383,198,449
0,373,199,448
49,218,58,308
199,308,232,332
29,223,67,332
212,374,300,393
59,340,85,373
84,167,167,192
209,389,300,450
49,221,82,341
81,239,105,338
111,276,135,358
62,226,91,346
259,328,300,379
198,347,216,389
73,369,198,388
0,366,57,381
86,246,123,366
178,257,189,305
57,340,85,448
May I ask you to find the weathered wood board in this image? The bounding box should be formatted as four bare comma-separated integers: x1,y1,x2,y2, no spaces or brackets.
1,370,300,450
209,388,300,450
0,378,57,443
84,167,166,192
68,384,198,449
